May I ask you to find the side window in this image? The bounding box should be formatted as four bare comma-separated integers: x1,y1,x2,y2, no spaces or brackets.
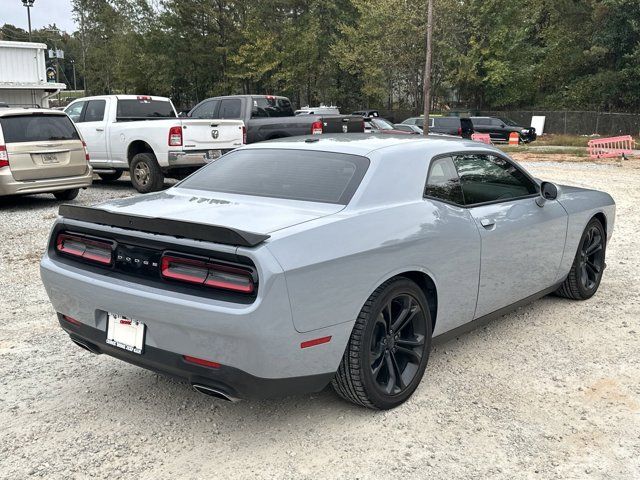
219,99,242,119
424,156,464,205
65,101,85,122
83,100,106,122
191,100,219,119
453,154,537,205
492,118,504,126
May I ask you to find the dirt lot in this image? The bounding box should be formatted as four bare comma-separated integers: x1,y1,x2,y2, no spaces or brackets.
1,160,639,480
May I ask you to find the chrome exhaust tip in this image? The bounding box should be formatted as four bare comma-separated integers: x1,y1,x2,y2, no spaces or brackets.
192,384,240,402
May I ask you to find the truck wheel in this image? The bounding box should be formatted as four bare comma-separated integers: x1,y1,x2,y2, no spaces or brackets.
98,171,123,182
332,277,432,410
53,189,79,201
130,153,164,193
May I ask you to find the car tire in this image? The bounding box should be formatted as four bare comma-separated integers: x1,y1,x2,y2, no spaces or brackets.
98,171,123,182
130,152,164,193
555,218,606,300
332,277,432,410
53,188,79,201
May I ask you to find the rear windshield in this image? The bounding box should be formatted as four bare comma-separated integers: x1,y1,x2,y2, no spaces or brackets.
179,149,370,205
0,114,80,143
116,99,176,119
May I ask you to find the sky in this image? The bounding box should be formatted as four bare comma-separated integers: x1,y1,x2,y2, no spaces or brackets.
1,0,76,34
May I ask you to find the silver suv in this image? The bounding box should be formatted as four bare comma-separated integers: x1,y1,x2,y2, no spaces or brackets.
0,108,92,199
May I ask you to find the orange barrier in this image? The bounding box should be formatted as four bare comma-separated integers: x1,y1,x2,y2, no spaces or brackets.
471,133,492,144
588,135,636,159
508,132,519,146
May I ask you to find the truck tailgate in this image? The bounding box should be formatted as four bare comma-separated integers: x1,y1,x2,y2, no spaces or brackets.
181,119,244,150
320,115,365,134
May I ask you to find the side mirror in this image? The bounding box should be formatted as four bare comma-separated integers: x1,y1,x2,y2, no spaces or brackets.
536,181,559,207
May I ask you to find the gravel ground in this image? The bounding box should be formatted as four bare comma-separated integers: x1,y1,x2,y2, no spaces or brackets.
1,162,639,480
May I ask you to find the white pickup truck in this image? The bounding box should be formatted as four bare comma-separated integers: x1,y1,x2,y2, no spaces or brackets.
64,95,244,192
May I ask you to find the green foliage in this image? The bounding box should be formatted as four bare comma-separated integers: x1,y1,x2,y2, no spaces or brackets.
2,0,638,112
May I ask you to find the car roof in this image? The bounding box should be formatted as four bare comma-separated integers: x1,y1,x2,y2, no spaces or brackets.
241,133,496,157
0,108,67,118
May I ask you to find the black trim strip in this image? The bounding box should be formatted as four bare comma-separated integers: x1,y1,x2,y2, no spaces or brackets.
58,204,270,247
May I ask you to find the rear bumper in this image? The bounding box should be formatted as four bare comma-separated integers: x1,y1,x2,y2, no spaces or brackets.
0,166,93,196
167,149,233,168
59,315,334,400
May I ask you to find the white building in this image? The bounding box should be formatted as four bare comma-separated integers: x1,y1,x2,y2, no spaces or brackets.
0,40,66,108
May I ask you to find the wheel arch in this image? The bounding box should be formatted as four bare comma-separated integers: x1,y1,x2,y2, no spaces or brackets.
127,140,155,164
592,211,607,236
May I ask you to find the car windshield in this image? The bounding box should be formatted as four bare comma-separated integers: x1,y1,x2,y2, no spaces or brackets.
0,114,80,143
499,117,518,126
372,118,395,130
179,149,370,205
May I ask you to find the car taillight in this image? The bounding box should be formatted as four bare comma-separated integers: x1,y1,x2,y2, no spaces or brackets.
242,125,247,144
82,141,90,162
56,233,114,265
168,126,183,146
457,127,462,136
311,121,323,135
0,145,9,168
161,254,255,293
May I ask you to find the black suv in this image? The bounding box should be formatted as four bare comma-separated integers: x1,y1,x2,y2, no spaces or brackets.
470,117,536,143
400,116,474,139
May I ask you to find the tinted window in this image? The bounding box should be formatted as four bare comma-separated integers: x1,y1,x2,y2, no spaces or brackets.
434,117,460,128
179,149,370,205
116,99,176,119
190,100,219,119
219,99,242,119
425,156,464,204
471,118,490,126
0,114,80,143
82,100,106,122
65,101,85,122
251,97,294,118
453,154,537,205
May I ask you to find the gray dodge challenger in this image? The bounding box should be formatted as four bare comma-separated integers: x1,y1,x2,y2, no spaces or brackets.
40,134,615,409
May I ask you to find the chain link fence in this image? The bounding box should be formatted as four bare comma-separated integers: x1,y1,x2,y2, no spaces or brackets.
378,109,640,136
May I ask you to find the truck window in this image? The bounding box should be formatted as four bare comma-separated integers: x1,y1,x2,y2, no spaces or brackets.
218,99,242,119
251,97,294,118
82,100,106,122
0,114,80,143
190,100,219,119
65,101,85,122
116,99,176,120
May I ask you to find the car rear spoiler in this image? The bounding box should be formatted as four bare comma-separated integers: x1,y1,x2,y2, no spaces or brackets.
58,204,270,248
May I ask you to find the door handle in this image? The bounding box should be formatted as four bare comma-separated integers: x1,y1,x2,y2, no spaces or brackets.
96,128,104,132
480,218,495,229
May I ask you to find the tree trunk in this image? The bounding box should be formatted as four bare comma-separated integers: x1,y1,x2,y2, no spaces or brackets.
422,0,434,136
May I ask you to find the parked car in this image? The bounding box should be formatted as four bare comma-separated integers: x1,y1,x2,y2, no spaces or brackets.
393,123,423,134
188,95,363,143
65,95,245,193
295,105,340,115
41,134,614,409
401,116,474,138
470,116,537,143
0,108,92,199
365,117,415,134
352,110,380,118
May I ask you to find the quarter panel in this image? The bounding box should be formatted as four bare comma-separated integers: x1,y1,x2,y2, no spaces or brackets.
265,201,481,335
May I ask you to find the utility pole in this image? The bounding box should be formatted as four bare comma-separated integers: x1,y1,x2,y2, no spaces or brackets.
71,59,77,91
422,0,434,136
22,0,35,41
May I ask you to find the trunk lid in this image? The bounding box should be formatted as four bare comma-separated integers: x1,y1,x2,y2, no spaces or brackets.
95,188,343,235
181,119,244,150
0,112,87,181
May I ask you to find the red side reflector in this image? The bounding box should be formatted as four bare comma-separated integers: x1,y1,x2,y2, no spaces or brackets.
300,336,332,349
62,315,81,326
183,355,221,369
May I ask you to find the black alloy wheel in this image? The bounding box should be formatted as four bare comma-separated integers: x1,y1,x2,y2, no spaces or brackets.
332,277,432,409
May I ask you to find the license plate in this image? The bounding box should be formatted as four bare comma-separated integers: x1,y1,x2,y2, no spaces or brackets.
42,153,59,164
205,150,222,161
106,313,145,354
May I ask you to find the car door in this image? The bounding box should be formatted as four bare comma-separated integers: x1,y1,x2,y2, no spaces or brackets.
452,153,568,318
76,99,108,165
491,118,509,141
